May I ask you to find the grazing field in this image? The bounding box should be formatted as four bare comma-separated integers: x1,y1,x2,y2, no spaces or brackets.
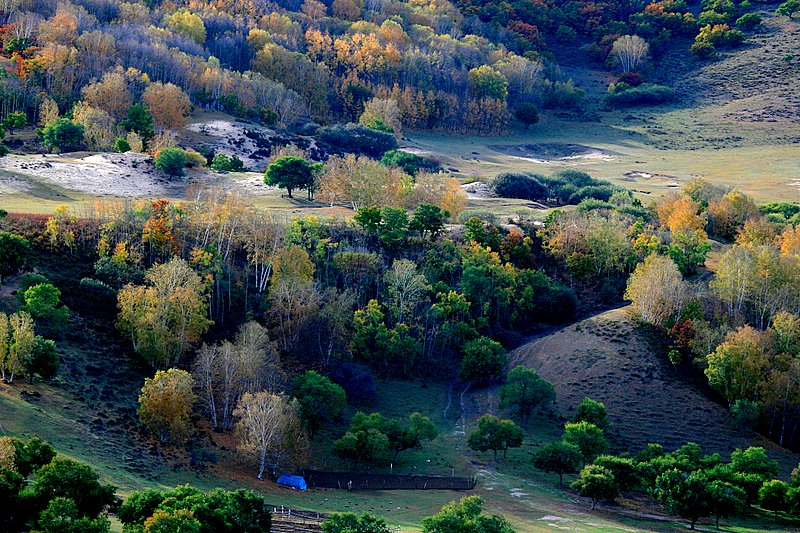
2,284,799,531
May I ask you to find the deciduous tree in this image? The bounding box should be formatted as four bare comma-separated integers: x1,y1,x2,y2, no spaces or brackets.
532,442,582,485
422,496,514,533
138,368,195,445
34,457,119,517
265,156,318,199
571,465,619,510
143,82,192,131
625,254,689,327
563,421,608,466
117,258,212,368
460,337,508,382
467,415,523,460
611,35,649,72
499,366,555,424
291,370,346,433
233,391,305,479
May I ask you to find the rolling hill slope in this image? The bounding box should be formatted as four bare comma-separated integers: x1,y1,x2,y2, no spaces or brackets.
510,307,800,476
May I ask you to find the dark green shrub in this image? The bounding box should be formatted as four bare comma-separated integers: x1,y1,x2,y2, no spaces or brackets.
79,278,117,313
761,202,800,219
318,123,397,158
490,173,546,200
93,257,145,289
380,150,440,175
0,144,9,157
571,185,617,203
542,80,584,109
553,170,595,187
515,103,539,129
691,41,717,58
0,232,30,276
606,84,675,106
211,153,232,171
736,13,761,30
121,104,154,141
40,119,85,152
17,273,48,299
556,25,577,43
155,147,188,176
113,137,131,153
577,198,613,213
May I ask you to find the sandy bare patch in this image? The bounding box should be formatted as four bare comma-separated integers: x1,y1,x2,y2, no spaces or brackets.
0,153,188,197
490,143,620,162
622,170,681,188
184,118,319,173
462,181,495,199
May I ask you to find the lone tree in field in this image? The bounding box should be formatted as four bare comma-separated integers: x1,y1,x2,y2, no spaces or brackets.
233,391,305,480
533,442,582,485
612,35,649,73
322,512,391,533
265,156,319,199
117,258,212,369
385,412,439,463
515,103,538,130
138,368,196,445
571,465,619,510
468,415,523,460
499,366,555,424
422,496,515,533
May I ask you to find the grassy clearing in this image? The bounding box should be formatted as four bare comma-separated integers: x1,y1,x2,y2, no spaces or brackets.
3,348,799,532
406,110,800,205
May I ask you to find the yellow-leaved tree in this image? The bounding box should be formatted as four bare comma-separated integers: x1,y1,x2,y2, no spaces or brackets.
117,257,212,368
138,368,195,444
233,391,307,479
0,312,36,383
624,254,689,327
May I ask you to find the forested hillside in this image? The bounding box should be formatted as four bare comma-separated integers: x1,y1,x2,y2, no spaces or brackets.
3,0,800,532
0,0,777,146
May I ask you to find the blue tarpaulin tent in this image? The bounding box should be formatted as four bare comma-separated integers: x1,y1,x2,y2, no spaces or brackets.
277,473,307,490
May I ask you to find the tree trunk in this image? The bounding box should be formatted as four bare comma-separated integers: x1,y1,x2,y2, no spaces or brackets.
558,473,563,486
258,449,267,480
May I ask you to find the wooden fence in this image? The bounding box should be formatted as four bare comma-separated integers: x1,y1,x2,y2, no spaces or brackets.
302,469,477,491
